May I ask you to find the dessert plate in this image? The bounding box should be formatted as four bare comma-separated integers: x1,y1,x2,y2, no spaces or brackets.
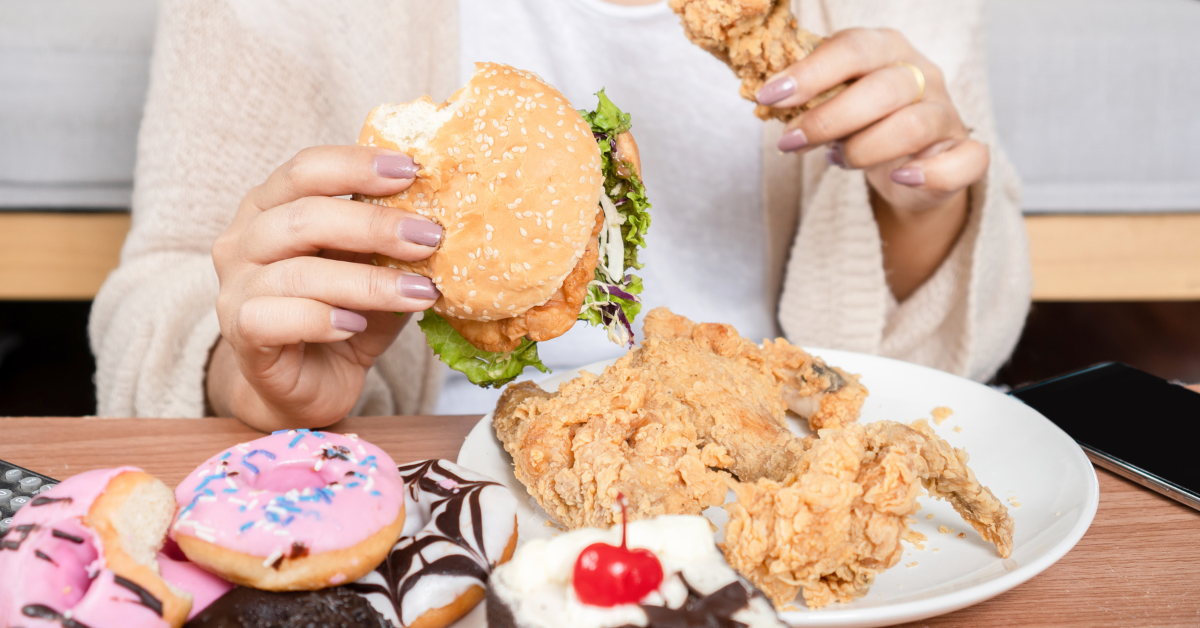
457,350,1099,628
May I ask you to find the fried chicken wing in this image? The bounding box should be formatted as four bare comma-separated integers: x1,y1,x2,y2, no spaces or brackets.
669,0,847,121
721,420,1014,609
493,308,867,529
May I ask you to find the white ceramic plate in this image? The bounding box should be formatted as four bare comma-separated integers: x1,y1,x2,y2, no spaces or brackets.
454,350,1099,628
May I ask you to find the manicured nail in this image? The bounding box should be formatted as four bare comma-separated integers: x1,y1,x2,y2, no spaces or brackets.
757,76,797,106
398,219,443,247
891,167,925,187
826,144,847,169
777,128,809,153
374,154,419,179
398,274,440,300
331,308,367,333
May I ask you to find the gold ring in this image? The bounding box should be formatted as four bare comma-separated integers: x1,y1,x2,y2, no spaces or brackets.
895,61,925,104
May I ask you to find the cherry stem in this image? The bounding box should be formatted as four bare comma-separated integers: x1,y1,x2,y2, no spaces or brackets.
619,493,628,549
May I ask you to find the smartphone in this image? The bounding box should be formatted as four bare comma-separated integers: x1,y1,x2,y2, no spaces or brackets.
1011,363,1200,511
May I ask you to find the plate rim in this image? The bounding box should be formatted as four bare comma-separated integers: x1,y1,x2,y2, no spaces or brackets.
457,350,1100,627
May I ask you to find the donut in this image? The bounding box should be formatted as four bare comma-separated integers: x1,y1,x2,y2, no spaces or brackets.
0,467,192,628
183,587,387,628
350,459,518,628
173,430,406,591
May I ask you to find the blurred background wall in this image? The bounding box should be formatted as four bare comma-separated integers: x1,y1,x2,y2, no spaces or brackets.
1,0,1198,415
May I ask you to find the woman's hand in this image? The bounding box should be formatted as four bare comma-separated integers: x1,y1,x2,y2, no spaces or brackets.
208,146,443,431
758,28,985,299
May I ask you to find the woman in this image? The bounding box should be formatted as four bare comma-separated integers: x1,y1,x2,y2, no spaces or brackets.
91,0,1029,428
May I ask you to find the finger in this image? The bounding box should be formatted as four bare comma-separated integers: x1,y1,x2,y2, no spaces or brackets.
232,296,368,349
890,139,990,194
840,101,963,169
757,28,914,110
249,255,441,313
246,145,421,211
240,195,443,265
778,62,927,152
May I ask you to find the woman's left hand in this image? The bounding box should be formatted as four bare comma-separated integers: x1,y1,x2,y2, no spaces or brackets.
758,27,986,213
757,27,987,298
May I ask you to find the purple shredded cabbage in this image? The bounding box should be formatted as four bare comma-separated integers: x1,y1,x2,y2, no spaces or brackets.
599,283,640,302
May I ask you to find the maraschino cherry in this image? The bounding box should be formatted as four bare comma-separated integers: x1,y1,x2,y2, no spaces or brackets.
572,495,665,606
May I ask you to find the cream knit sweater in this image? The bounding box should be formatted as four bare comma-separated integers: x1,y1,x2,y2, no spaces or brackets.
90,0,1030,418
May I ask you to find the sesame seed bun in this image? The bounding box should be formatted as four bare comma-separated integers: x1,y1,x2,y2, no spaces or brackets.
359,62,604,323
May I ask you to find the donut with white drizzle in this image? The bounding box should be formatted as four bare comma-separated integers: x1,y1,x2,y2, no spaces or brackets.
173,430,406,591
350,459,518,628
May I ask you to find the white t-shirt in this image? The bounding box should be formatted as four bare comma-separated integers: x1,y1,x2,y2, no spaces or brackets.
436,0,770,413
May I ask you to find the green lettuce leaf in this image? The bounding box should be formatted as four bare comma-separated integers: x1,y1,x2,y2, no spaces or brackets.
578,90,652,341
417,311,548,388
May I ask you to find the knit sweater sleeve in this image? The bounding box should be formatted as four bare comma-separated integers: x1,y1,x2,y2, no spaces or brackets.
89,0,446,417
777,0,1031,382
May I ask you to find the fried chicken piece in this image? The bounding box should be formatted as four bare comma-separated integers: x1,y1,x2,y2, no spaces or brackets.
722,420,1014,609
670,0,847,121
494,375,732,530
643,308,867,431
493,308,866,529
442,211,604,353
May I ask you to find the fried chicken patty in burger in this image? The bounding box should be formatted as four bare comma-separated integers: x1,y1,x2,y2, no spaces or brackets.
356,63,651,387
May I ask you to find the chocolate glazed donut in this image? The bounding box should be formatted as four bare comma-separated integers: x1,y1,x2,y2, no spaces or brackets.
349,460,519,628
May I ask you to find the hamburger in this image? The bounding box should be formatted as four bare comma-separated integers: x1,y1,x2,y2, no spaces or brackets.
356,63,651,387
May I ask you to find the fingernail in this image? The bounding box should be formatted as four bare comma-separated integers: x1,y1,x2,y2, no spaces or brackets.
757,76,797,106
398,219,443,247
331,308,368,333
374,154,419,179
891,167,925,187
777,128,809,153
826,144,847,169
398,274,440,300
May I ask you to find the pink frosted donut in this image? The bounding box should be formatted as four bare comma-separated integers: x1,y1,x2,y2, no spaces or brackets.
0,467,192,628
173,429,406,591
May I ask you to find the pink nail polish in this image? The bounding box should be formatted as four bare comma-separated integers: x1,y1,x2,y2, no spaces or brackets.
777,128,809,153
398,219,443,247
374,154,419,179
331,308,367,333
891,167,925,186
398,274,440,300
826,144,847,169
757,76,797,106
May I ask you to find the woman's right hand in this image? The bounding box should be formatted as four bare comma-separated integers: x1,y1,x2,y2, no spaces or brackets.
207,146,444,431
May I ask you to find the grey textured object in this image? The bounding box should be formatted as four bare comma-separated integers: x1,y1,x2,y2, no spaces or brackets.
988,0,1200,212
1,0,1195,213
0,0,157,209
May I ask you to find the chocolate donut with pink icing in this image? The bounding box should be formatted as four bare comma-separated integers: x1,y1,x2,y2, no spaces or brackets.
173,430,406,591
0,467,192,628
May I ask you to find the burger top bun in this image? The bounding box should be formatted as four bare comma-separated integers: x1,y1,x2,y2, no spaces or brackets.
360,62,604,322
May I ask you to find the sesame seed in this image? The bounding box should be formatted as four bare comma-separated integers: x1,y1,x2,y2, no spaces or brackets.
523,262,531,270
490,276,499,281
533,239,542,244
478,264,485,270
520,228,527,236
547,131,554,139
523,211,533,217
548,220,553,229
469,290,477,297
547,185,556,193
551,200,560,206
537,143,545,149
538,125,546,133
567,146,574,153
486,232,492,241
557,119,564,127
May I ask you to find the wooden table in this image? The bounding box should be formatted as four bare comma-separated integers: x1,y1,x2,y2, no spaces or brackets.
3,416,1198,627
5,212,1200,301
